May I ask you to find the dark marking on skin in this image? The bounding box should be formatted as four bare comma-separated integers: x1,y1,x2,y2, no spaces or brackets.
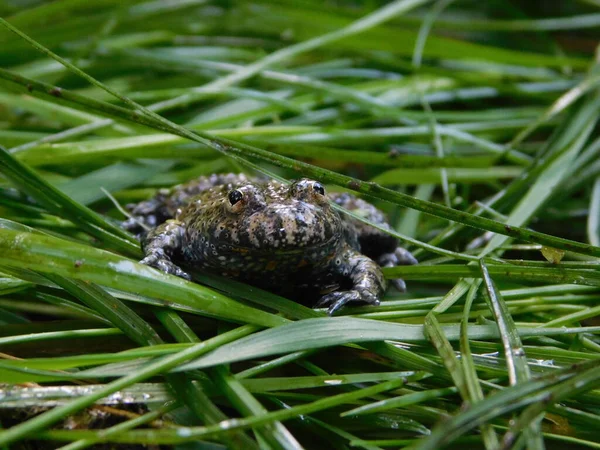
124,174,417,314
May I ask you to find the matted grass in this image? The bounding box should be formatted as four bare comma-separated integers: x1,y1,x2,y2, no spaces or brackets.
0,0,600,448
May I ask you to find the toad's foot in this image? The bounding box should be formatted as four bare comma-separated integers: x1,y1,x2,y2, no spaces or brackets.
316,288,380,316
377,247,417,292
318,245,386,315
140,220,191,280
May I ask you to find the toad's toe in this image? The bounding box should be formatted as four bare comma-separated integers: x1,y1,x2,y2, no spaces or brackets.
377,247,415,293
140,255,191,280
389,278,407,292
378,247,418,268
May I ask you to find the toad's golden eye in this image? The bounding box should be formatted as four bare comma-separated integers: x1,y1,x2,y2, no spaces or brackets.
228,190,243,205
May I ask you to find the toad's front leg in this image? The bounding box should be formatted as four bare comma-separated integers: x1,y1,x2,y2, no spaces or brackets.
140,220,191,280
316,245,386,315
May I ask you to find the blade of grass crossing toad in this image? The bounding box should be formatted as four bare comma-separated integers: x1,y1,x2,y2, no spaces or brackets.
460,280,499,449
0,146,139,256
479,260,543,450
160,138,600,257
42,273,163,347
2,68,600,258
158,310,303,450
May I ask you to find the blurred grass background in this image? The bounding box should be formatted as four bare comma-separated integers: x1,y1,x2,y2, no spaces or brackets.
0,0,600,448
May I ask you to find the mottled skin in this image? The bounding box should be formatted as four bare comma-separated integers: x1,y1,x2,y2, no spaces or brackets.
123,174,417,314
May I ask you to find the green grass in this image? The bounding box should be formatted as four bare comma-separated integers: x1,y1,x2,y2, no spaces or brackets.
0,0,600,448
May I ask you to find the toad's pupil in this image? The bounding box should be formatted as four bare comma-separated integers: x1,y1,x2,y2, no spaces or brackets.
228,190,243,205
313,183,325,196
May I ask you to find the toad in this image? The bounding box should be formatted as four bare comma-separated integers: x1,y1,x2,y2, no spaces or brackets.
123,174,416,314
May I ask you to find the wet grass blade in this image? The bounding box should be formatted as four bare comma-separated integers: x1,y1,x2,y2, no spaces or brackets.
0,228,287,328
42,274,163,347
479,260,542,449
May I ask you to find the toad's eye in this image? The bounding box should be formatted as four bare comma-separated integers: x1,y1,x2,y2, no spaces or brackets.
228,190,243,205
313,183,325,196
